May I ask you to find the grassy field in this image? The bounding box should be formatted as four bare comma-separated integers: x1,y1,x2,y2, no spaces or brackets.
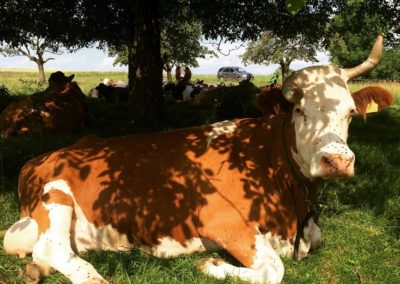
0,70,399,283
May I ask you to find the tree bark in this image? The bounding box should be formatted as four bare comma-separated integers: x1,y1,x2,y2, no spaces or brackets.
37,61,46,83
128,0,164,126
280,60,291,82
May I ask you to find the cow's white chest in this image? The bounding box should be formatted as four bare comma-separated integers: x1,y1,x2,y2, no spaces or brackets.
258,232,296,258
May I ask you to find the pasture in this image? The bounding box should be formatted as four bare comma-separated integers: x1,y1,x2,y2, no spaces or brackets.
0,70,399,283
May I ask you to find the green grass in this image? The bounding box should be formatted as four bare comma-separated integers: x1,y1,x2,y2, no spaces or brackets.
0,70,128,96
0,70,399,283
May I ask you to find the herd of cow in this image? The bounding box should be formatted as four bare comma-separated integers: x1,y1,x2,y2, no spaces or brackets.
2,34,395,284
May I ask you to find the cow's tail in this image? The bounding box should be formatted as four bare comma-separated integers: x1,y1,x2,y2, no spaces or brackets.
4,217,38,258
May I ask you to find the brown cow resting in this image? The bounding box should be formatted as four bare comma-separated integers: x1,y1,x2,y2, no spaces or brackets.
4,35,393,284
0,72,87,137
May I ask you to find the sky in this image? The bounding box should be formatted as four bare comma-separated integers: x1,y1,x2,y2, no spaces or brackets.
0,42,331,75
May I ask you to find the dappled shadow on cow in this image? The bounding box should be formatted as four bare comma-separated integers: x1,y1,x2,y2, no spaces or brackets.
3,34,394,284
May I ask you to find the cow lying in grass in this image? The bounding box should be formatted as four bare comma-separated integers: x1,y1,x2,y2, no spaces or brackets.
4,35,393,284
93,83,129,103
0,71,88,137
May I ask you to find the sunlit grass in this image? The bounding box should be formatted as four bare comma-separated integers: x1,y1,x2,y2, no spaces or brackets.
0,70,128,95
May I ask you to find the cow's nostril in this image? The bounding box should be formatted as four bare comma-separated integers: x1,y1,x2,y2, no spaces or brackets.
321,156,334,168
320,154,354,175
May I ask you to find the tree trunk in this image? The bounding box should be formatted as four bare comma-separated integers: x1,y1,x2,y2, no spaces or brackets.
127,0,164,126
37,61,46,83
280,60,291,82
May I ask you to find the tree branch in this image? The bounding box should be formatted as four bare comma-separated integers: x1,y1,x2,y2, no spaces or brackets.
43,57,55,63
207,38,245,56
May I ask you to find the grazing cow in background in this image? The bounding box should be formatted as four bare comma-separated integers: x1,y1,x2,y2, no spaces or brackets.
89,78,128,101
163,80,225,102
4,35,392,284
0,71,88,138
101,78,128,88
93,83,129,103
183,66,192,82
181,79,210,103
87,87,100,98
173,66,193,101
175,65,182,81
192,80,260,109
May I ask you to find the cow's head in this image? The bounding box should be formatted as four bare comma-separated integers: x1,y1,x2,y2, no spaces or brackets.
48,71,75,91
282,34,388,179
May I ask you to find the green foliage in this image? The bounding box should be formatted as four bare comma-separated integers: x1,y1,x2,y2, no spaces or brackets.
109,19,214,70
1,0,352,54
241,32,318,80
17,79,47,94
369,50,400,80
328,0,400,79
285,0,306,16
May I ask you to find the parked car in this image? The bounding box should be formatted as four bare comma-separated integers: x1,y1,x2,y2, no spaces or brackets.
217,66,254,81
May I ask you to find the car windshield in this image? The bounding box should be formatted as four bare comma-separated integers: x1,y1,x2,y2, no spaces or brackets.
235,67,246,73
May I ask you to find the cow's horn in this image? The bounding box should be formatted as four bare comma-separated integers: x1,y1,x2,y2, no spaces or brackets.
344,33,384,81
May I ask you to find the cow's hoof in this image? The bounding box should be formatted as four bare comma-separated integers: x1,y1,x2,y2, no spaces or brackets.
24,261,55,283
24,262,44,284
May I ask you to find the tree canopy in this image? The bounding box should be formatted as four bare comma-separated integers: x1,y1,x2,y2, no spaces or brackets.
328,0,400,79
108,18,213,82
1,0,399,124
241,31,318,81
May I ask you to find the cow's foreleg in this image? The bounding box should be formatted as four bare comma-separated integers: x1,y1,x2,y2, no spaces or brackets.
199,228,284,284
307,218,321,251
32,189,107,284
297,217,322,260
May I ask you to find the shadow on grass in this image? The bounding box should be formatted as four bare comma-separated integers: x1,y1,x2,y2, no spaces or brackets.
318,107,400,236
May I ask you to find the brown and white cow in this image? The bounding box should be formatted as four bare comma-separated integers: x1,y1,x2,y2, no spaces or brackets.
4,35,392,284
0,71,88,137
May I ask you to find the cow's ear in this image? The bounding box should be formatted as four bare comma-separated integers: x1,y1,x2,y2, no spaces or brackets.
68,74,75,82
352,86,393,119
256,88,293,115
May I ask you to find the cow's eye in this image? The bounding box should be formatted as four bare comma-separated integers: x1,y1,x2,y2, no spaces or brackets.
294,107,304,115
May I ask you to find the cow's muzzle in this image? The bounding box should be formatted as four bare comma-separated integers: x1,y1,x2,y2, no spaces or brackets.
319,154,355,177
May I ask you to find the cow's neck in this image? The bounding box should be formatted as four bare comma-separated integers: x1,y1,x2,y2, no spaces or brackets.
261,114,320,236
282,114,319,204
